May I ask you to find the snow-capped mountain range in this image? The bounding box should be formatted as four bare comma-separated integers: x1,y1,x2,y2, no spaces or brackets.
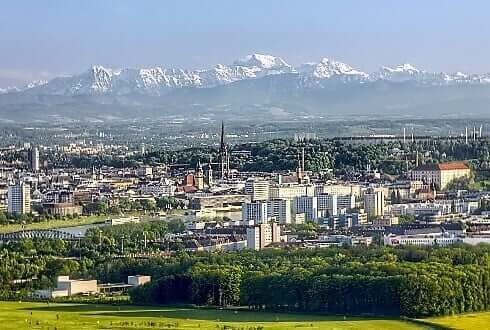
3,53,490,96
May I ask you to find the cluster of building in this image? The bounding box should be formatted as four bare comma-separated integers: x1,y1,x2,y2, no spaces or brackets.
179,158,480,250
0,122,485,252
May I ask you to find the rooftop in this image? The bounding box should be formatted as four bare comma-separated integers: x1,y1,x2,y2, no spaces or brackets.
414,162,470,171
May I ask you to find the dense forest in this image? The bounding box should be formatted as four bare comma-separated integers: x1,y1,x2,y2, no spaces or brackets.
127,245,490,317
57,138,490,178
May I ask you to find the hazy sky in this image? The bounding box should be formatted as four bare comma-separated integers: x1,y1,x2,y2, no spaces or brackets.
1,0,490,87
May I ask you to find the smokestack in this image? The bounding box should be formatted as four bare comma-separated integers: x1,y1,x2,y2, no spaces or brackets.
411,127,414,143
403,127,406,144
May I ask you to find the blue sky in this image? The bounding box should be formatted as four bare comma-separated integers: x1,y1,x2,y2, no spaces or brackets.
1,0,489,86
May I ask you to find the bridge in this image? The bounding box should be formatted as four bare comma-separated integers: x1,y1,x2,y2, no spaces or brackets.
0,229,79,242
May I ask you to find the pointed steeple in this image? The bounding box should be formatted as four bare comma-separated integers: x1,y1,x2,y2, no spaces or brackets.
220,120,225,151
219,121,229,179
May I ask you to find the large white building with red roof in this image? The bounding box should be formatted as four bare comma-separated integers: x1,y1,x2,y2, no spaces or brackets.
411,162,471,190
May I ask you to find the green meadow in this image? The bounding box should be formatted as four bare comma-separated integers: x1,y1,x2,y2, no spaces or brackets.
0,301,429,330
423,312,490,329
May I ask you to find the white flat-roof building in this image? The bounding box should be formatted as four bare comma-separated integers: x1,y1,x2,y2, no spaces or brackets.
56,276,98,296
383,233,490,247
128,275,151,287
141,183,176,197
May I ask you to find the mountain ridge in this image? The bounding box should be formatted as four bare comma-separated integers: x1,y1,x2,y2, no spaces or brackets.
2,53,490,122
6,53,490,97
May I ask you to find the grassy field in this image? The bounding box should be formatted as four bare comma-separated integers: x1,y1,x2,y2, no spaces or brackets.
0,301,428,330
0,215,107,234
0,210,190,235
423,312,490,329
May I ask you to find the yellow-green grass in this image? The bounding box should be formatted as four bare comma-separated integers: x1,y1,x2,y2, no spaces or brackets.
0,210,188,235
0,301,427,330
423,312,490,330
0,215,107,234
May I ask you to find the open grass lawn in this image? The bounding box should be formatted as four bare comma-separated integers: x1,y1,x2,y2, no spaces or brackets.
0,301,427,330
423,312,490,329
0,215,108,234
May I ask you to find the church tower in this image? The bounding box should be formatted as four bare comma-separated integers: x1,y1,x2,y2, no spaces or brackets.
194,160,205,190
206,156,213,187
219,121,230,179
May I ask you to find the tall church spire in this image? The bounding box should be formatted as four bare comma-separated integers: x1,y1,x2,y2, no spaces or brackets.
219,121,229,179
220,121,225,152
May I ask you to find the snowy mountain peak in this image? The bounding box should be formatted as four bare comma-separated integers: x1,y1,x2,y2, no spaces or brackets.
233,53,291,70
381,63,420,73
374,63,425,82
399,63,419,72
299,58,368,79
24,80,48,89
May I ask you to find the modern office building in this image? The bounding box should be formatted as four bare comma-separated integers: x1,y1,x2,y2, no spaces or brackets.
315,184,362,197
363,190,385,219
317,193,338,217
267,198,292,224
294,196,318,221
245,178,270,201
337,194,356,211
246,223,281,250
242,201,268,224
29,146,40,172
7,182,31,214
270,184,314,200
339,210,368,227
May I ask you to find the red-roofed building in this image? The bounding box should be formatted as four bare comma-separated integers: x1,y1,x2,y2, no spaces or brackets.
411,162,470,190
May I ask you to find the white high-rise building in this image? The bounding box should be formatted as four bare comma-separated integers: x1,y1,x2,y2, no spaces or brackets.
246,223,281,250
8,182,31,214
337,194,356,211
294,196,318,221
364,190,385,219
244,179,270,201
30,147,40,172
267,199,292,224
242,201,268,224
317,194,338,217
